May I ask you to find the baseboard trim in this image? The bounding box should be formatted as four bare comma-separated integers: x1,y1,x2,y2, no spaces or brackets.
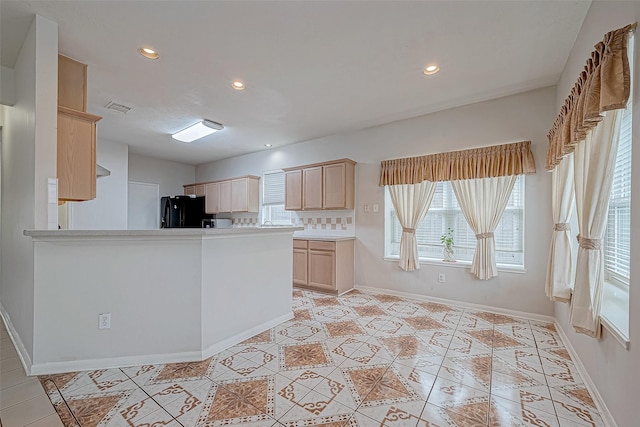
201,311,293,359
354,285,555,323
29,311,295,376
29,350,205,376
554,322,617,427
0,302,34,375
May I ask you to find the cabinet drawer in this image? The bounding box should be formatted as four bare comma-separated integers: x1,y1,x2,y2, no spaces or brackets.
293,239,308,249
309,241,336,251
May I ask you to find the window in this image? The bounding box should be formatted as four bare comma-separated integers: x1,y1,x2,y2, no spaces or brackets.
600,33,633,346
261,170,293,225
385,176,525,266
604,99,632,287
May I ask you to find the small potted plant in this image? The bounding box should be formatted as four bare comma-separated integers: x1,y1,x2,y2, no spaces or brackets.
441,227,455,262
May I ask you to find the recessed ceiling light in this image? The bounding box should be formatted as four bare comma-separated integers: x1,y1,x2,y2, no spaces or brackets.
265,144,273,148
139,47,159,60
172,120,224,143
231,80,245,90
423,64,439,75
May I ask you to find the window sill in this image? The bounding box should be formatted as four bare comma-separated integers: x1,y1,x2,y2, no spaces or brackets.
600,280,630,349
382,256,526,274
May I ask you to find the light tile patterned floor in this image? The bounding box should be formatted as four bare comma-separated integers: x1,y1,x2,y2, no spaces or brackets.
35,289,604,427
1,317,63,427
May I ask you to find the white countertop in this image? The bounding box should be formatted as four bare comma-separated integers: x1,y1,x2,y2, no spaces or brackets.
24,226,303,239
293,234,356,241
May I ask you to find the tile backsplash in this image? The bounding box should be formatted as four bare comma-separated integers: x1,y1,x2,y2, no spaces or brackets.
223,210,355,236
293,211,354,235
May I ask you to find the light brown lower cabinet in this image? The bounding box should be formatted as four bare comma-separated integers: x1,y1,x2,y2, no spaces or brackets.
293,238,354,295
293,240,309,286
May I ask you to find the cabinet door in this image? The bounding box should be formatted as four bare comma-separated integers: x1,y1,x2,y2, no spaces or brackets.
231,178,248,212
184,185,195,195
57,111,96,201
205,182,219,214
308,249,336,291
285,170,303,210
323,163,346,209
195,184,206,197
302,167,323,210
218,181,232,213
293,249,308,286
58,55,87,111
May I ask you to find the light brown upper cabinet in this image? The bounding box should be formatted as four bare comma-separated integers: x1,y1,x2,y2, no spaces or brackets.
204,182,219,214
323,162,354,209
57,106,101,201
185,176,259,214
284,159,355,211
285,170,302,210
302,166,323,210
184,184,205,196
218,180,232,213
231,177,260,213
57,54,101,202
58,55,87,111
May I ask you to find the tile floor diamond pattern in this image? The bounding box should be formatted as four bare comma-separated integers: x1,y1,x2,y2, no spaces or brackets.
282,343,332,370
36,289,603,426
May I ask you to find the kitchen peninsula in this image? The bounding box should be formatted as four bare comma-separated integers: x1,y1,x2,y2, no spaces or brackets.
23,227,300,375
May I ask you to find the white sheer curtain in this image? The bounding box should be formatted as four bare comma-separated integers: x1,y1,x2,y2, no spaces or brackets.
388,181,437,271
451,176,517,280
545,155,575,302
571,110,622,337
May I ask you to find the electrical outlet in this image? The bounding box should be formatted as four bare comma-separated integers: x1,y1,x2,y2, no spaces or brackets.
99,313,111,329
438,273,445,283
364,204,370,213
373,203,379,213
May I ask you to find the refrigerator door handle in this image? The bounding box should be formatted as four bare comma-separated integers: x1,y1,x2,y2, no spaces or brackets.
160,198,169,228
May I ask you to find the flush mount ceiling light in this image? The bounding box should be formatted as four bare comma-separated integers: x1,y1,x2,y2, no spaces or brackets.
423,64,440,75
138,47,159,60
264,144,273,148
172,120,224,143
231,80,245,90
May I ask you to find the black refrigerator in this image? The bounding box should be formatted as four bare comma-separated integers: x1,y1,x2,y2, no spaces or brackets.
160,196,210,228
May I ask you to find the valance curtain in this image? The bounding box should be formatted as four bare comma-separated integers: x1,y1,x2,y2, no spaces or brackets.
571,110,622,337
546,23,636,170
451,176,517,280
388,182,437,271
545,155,575,302
380,141,536,186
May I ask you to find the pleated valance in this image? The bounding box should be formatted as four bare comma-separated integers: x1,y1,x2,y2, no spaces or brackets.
379,141,536,186
546,23,636,171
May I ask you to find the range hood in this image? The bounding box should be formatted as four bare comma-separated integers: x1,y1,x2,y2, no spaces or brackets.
97,164,111,178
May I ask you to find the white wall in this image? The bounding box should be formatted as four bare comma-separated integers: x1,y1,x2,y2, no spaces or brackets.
197,87,556,316
128,152,195,197
1,65,15,106
68,139,128,230
553,4,640,427
0,15,58,364
127,153,195,228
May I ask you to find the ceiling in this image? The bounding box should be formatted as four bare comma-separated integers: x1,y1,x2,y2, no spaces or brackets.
1,1,590,165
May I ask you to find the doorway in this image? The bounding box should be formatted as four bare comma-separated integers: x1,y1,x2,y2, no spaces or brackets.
128,181,159,229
